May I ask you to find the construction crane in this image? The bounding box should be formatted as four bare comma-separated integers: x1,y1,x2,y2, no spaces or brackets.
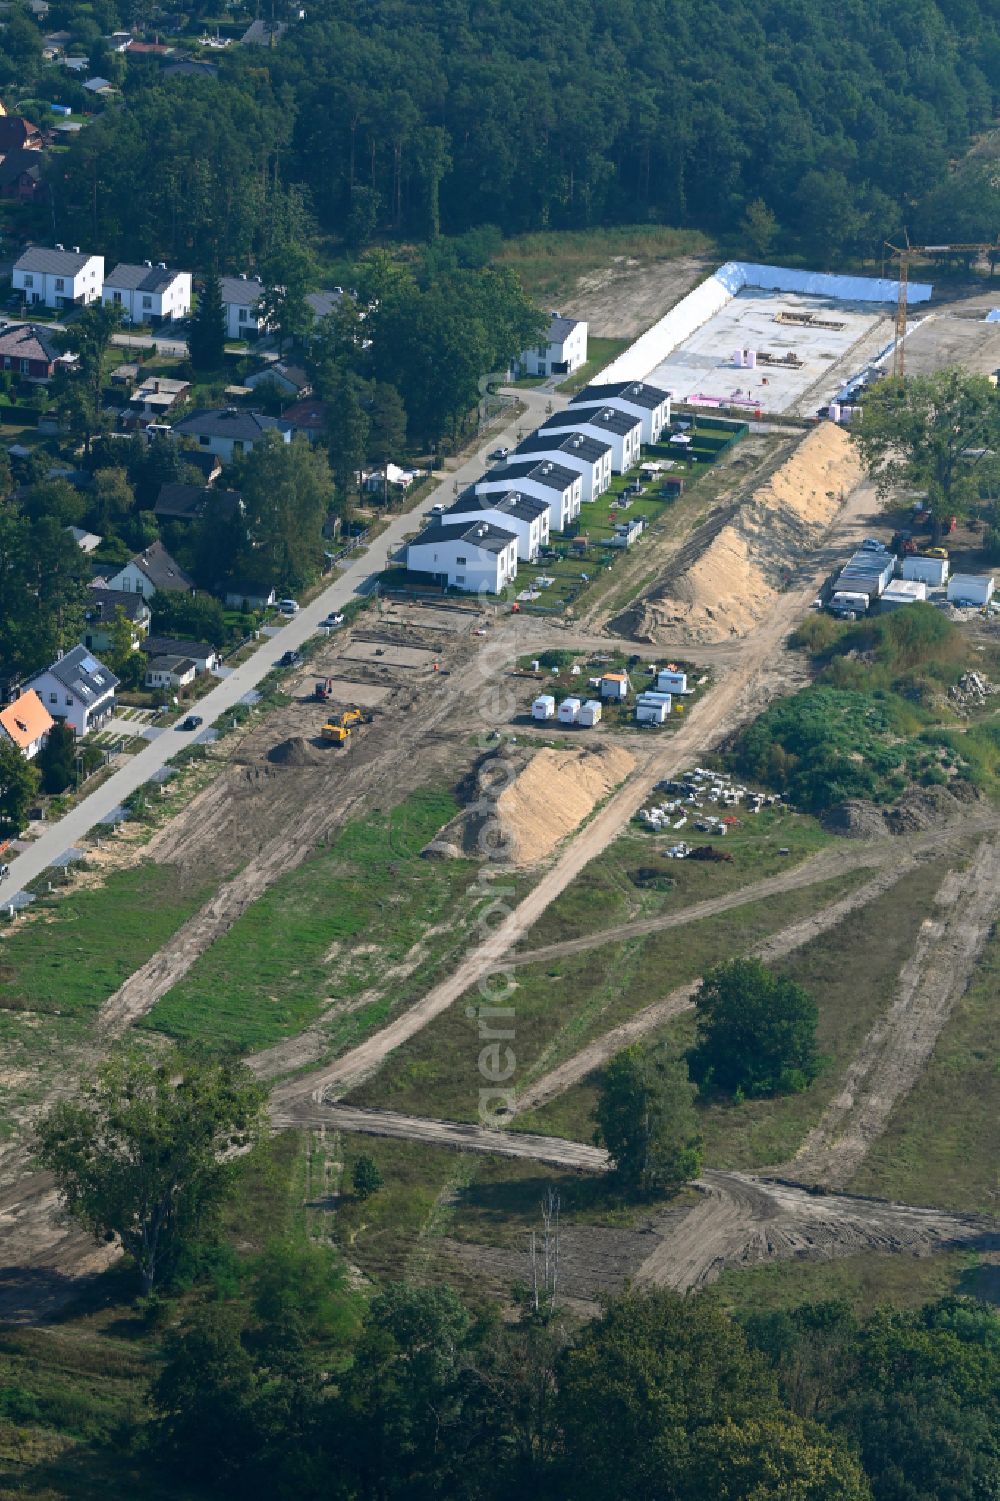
884,238,1000,378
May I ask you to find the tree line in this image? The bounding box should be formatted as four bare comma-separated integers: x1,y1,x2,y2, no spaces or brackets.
42,0,1000,264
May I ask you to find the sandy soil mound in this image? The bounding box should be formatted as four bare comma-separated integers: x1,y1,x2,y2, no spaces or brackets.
822,800,890,839
268,736,327,767
622,423,864,644
425,744,635,866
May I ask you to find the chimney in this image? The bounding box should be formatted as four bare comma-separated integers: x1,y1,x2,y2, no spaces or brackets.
55,242,64,250
72,246,80,253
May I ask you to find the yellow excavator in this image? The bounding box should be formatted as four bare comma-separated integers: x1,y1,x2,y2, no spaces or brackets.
320,706,373,746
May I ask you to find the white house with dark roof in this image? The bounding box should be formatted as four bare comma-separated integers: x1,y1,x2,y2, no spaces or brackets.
445,488,549,561
517,313,588,378
512,430,612,501
220,274,266,340
103,539,195,599
539,405,642,473
27,645,118,736
244,361,311,398
103,262,192,324
306,289,345,323
83,587,151,653
476,458,582,533
145,655,197,691
13,246,104,309
171,407,292,463
571,381,671,443
407,518,518,594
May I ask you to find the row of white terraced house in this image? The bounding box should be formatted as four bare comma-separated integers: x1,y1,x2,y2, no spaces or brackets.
405,379,673,593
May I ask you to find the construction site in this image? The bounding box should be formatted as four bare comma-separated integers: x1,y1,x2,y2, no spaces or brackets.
0,249,997,1473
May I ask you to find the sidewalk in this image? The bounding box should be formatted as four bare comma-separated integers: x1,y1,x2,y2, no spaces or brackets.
2,387,565,904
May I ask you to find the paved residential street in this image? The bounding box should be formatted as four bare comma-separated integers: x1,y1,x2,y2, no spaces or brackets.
2,387,565,903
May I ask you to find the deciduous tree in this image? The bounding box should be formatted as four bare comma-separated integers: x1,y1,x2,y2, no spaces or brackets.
689,958,821,1098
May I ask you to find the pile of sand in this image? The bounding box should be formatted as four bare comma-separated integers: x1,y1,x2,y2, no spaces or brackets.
425,744,635,866
623,423,864,644
268,736,326,767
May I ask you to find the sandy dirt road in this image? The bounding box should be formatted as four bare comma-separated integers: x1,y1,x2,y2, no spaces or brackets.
789,837,1000,1188
272,1102,609,1172
631,1170,998,1291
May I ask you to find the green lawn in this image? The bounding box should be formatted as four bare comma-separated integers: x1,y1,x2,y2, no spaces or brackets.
556,337,629,394
349,869,866,1124
516,859,954,1171
142,786,491,1055
0,866,213,1019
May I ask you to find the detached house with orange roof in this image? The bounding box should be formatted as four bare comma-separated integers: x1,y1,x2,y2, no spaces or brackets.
0,688,54,759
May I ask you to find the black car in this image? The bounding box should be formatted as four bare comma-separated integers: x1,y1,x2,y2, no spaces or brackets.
179,715,203,731
279,650,302,667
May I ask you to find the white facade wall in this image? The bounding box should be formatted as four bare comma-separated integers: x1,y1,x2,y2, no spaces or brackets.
104,559,157,598
224,285,266,340
947,573,995,606
14,254,104,309
103,270,192,324
520,445,611,500
541,416,640,473
522,320,588,377
902,555,949,586
476,474,581,532
185,428,291,463
407,534,518,594
446,504,547,561
27,669,114,736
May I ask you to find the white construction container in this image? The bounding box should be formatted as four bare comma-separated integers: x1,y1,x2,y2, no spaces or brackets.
600,672,629,700
656,669,687,694
902,555,949,586
577,699,602,727
636,698,669,725
532,694,556,721
638,691,673,711
880,580,927,611
947,573,995,607
557,696,581,724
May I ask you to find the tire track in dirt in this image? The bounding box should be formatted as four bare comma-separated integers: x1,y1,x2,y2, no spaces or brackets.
788,836,1000,1188
511,856,919,1116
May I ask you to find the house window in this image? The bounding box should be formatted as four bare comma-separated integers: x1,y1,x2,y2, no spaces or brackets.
55,277,64,291
455,574,465,585
233,440,244,453
142,295,152,309
20,359,28,374
199,435,210,446
112,291,122,304
456,555,467,564
65,695,72,706
238,308,248,323
23,274,32,287
49,692,57,704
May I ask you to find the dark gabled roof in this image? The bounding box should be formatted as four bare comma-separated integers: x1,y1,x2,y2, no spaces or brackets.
219,275,264,307
241,16,287,42
516,430,610,463
146,654,196,675
546,313,583,344
106,262,183,294
0,117,41,152
87,587,151,624
15,245,95,277
543,404,640,437
172,407,290,441
44,644,118,700
153,482,205,519
572,381,669,411
0,148,43,189
141,636,217,659
0,322,60,365
448,489,547,524
411,518,518,555
306,289,344,320
163,59,218,78
481,459,578,493
128,539,195,592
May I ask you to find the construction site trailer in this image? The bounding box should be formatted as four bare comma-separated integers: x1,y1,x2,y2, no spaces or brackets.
636,698,670,724
880,580,927,611
557,696,581,724
577,699,603,727
532,694,556,721
656,669,688,694
947,573,995,607
902,554,949,586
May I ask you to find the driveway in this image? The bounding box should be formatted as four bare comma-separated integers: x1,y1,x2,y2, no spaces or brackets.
2,387,565,903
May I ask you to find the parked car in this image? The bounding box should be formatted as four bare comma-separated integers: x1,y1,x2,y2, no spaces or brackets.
278,598,300,615
489,446,510,460
322,612,345,628
278,649,302,667
179,715,203,731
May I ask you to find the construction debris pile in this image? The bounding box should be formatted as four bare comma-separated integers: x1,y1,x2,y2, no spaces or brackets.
949,671,995,712
618,423,864,644
635,766,780,856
